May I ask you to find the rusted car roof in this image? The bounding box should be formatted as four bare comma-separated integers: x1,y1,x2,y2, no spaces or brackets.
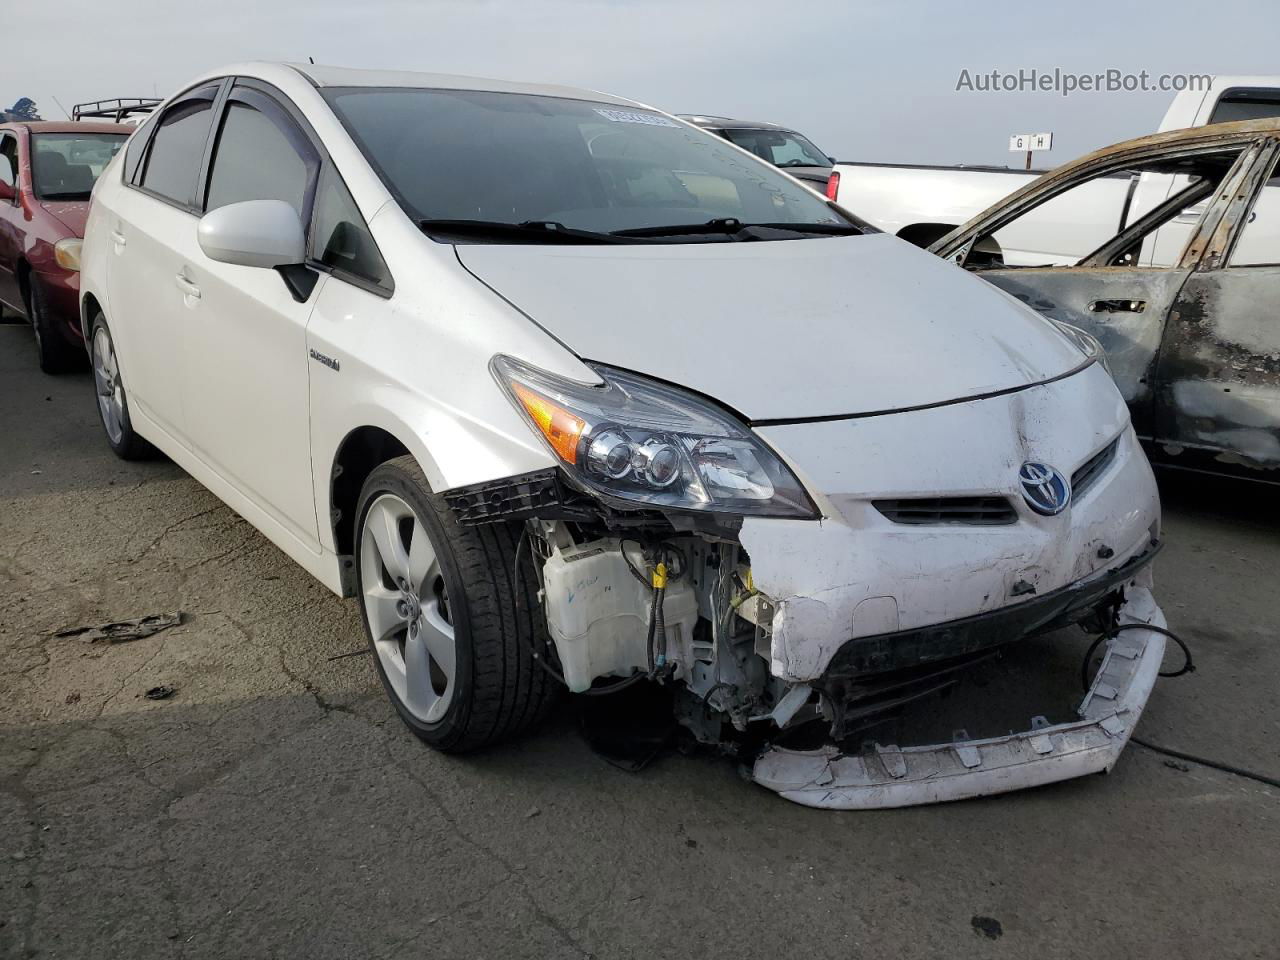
931,118,1280,256
1059,116,1280,164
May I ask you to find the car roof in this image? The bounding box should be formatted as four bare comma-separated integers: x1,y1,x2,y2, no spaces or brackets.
282,62,636,107
1056,115,1280,170
677,115,797,133
931,116,1280,255
1,120,133,135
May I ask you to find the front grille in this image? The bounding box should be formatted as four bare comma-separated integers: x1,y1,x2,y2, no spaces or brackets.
874,496,1017,526
1071,437,1120,498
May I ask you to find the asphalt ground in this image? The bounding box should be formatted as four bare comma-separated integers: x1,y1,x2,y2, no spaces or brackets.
1,322,1276,959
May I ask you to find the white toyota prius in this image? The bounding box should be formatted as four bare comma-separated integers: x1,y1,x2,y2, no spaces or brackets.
80,62,1170,808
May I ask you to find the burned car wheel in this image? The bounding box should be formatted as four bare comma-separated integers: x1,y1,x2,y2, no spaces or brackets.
90,315,154,460
355,456,558,752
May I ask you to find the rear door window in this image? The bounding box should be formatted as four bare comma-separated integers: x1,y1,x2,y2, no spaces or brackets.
139,86,219,207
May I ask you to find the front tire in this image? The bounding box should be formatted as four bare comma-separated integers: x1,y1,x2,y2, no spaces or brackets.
90,314,154,460
28,280,83,374
355,456,558,752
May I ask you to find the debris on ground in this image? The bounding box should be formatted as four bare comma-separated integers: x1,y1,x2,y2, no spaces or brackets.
144,685,177,701
1164,759,1192,772
327,648,370,661
54,612,183,644
523,806,541,819
64,692,80,705
971,916,1003,939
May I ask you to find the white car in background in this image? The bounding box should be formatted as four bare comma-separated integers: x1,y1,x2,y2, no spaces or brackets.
828,75,1280,263
80,62,1167,808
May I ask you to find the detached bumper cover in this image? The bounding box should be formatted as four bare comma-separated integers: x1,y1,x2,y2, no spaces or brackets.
753,585,1166,809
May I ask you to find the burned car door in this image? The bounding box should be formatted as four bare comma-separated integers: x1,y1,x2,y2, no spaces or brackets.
1152,143,1280,473
933,141,1260,443
966,268,1183,436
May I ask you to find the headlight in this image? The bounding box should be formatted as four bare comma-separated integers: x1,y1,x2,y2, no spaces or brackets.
53,238,83,272
492,355,818,518
1053,320,1110,375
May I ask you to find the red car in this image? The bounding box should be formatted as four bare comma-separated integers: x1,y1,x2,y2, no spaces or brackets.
0,121,132,372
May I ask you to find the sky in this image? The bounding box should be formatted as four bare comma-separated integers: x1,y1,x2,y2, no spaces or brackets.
6,0,1278,167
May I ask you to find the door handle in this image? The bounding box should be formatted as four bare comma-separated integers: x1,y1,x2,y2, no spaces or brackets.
110,229,126,249
1089,299,1146,314
174,274,201,300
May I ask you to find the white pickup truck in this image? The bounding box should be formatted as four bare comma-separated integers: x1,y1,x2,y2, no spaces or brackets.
828,76,1280,264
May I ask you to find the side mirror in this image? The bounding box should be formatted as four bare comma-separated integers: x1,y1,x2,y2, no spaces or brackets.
198,199,305,269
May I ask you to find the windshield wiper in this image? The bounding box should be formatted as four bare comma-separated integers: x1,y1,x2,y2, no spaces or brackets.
418,219,624,244
743,221,863,235
421,217,862,243
38,191,91,201
610,217,746,238
611,218,862,239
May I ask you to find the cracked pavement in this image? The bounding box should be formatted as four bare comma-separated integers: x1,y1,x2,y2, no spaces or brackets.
1,323,1277,959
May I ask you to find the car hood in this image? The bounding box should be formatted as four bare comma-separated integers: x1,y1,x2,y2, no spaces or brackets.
456,233,1085,421
39,200,90,236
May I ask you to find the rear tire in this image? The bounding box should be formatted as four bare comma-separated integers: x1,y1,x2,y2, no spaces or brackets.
355,455,559,752
90,314,155,460
28,280,83,374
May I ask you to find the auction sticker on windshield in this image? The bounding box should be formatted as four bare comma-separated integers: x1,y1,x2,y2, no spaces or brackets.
594,107,679,126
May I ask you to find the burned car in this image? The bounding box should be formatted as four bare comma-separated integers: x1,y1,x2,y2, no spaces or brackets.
931,118,1280,481
80,62,1168,809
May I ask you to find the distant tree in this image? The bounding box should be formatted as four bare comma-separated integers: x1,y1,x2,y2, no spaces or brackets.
1,98,42,121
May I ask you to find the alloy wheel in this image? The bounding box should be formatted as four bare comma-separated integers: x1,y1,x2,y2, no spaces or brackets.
92,325,125,445
360,493,456,724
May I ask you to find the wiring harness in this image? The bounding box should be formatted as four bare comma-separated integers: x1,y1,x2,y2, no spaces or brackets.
1081,615,1280,789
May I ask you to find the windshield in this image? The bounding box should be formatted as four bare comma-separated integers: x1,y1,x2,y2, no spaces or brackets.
721,128,830,168
324,88,851,241
31,133,127,199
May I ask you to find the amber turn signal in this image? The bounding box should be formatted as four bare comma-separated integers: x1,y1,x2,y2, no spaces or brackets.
512,383,586,464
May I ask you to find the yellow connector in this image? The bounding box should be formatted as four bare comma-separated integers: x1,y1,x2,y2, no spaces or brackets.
652,562,668,589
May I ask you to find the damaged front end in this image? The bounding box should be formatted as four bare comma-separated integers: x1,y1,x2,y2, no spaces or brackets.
461,354,1167,808
755,583,1166,808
